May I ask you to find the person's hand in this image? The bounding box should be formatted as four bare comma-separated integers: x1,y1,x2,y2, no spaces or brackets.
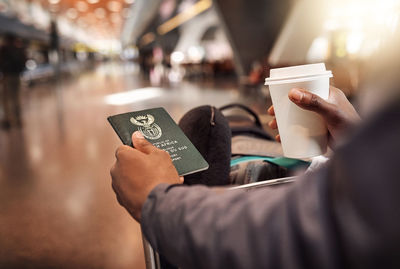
268,86,360,144
110,131,183,222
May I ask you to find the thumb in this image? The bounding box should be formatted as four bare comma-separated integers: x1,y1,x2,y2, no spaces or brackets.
288,88,335,117
132,131,156,154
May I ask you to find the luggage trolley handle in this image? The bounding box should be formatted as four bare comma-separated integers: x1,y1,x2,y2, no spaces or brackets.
141,230,161,269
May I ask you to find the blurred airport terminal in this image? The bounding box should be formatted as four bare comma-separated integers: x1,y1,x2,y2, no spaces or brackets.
0,0,399,268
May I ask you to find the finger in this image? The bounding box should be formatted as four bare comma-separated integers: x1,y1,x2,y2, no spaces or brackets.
275,134,281,143
112,183,124,206
267,105,275,116
179,177,184,184
110,163,117,178
268,118,277,129
132,131,157,154
115,194,124,206
288,88,335,117
115,145,132,160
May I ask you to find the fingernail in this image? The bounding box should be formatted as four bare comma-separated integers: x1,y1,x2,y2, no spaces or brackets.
133,131,144,139
290,88,304,102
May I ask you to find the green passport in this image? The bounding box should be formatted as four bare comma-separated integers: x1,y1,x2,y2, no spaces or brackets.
107,107,209,176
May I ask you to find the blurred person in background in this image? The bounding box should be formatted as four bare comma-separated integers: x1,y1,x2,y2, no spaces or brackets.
109,14,400,269
49,20,60,68
0,33,26,129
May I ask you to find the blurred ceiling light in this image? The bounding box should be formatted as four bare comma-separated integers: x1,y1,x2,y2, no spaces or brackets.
94,7,106,19
87,0,99,4
157,0,212,35
76,1,89,12
86,13,97,23
66,8,78,19
125,0,135,4
107,1,122,12
48,0,60,4
171,51,184,64
110,13,122,24
104,88,164,106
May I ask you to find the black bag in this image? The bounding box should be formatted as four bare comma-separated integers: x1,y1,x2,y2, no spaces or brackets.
219,103,295,184
179,105,232,186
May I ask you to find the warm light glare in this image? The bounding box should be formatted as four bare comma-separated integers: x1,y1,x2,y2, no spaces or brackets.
107,1,122,12
94,8,106,19
76,1,89,12
323,0,400,57
346,32,364,54
66,8,78,19
307,36,329,62
110,13,122,24
91,39,121,54
104,88,164,106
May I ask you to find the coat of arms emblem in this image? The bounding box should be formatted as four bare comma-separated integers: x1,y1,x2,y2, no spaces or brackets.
130,114,162,140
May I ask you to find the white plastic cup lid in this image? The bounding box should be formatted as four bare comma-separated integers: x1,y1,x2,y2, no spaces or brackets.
265,63,332,85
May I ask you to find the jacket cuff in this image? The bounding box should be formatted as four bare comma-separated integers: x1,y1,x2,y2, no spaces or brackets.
140,183,179,249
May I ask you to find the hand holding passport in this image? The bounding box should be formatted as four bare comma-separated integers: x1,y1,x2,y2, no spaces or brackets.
108,107,209,176
110,131,183,221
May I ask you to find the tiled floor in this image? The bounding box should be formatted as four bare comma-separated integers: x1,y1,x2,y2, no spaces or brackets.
0,62,272,268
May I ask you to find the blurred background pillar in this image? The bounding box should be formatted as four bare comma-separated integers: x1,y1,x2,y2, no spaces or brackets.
213,0,293,79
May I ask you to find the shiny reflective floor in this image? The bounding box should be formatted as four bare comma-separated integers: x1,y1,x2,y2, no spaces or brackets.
0,62,271,268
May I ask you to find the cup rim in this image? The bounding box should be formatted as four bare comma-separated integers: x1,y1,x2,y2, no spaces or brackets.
264,72,332,85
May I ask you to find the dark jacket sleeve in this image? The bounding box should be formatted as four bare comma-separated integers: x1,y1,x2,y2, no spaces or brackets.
141,99,400,269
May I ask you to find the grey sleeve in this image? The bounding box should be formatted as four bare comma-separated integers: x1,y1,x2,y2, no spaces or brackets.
141,170,341,269
141,99,400,269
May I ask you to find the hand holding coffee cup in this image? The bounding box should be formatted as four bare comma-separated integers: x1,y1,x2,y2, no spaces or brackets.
265,63,332,158
267,85,360,152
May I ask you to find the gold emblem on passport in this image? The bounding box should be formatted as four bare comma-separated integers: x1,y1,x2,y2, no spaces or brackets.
130,114,162,140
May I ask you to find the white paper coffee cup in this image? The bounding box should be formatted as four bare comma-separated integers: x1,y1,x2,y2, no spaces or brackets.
265,63,333,159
